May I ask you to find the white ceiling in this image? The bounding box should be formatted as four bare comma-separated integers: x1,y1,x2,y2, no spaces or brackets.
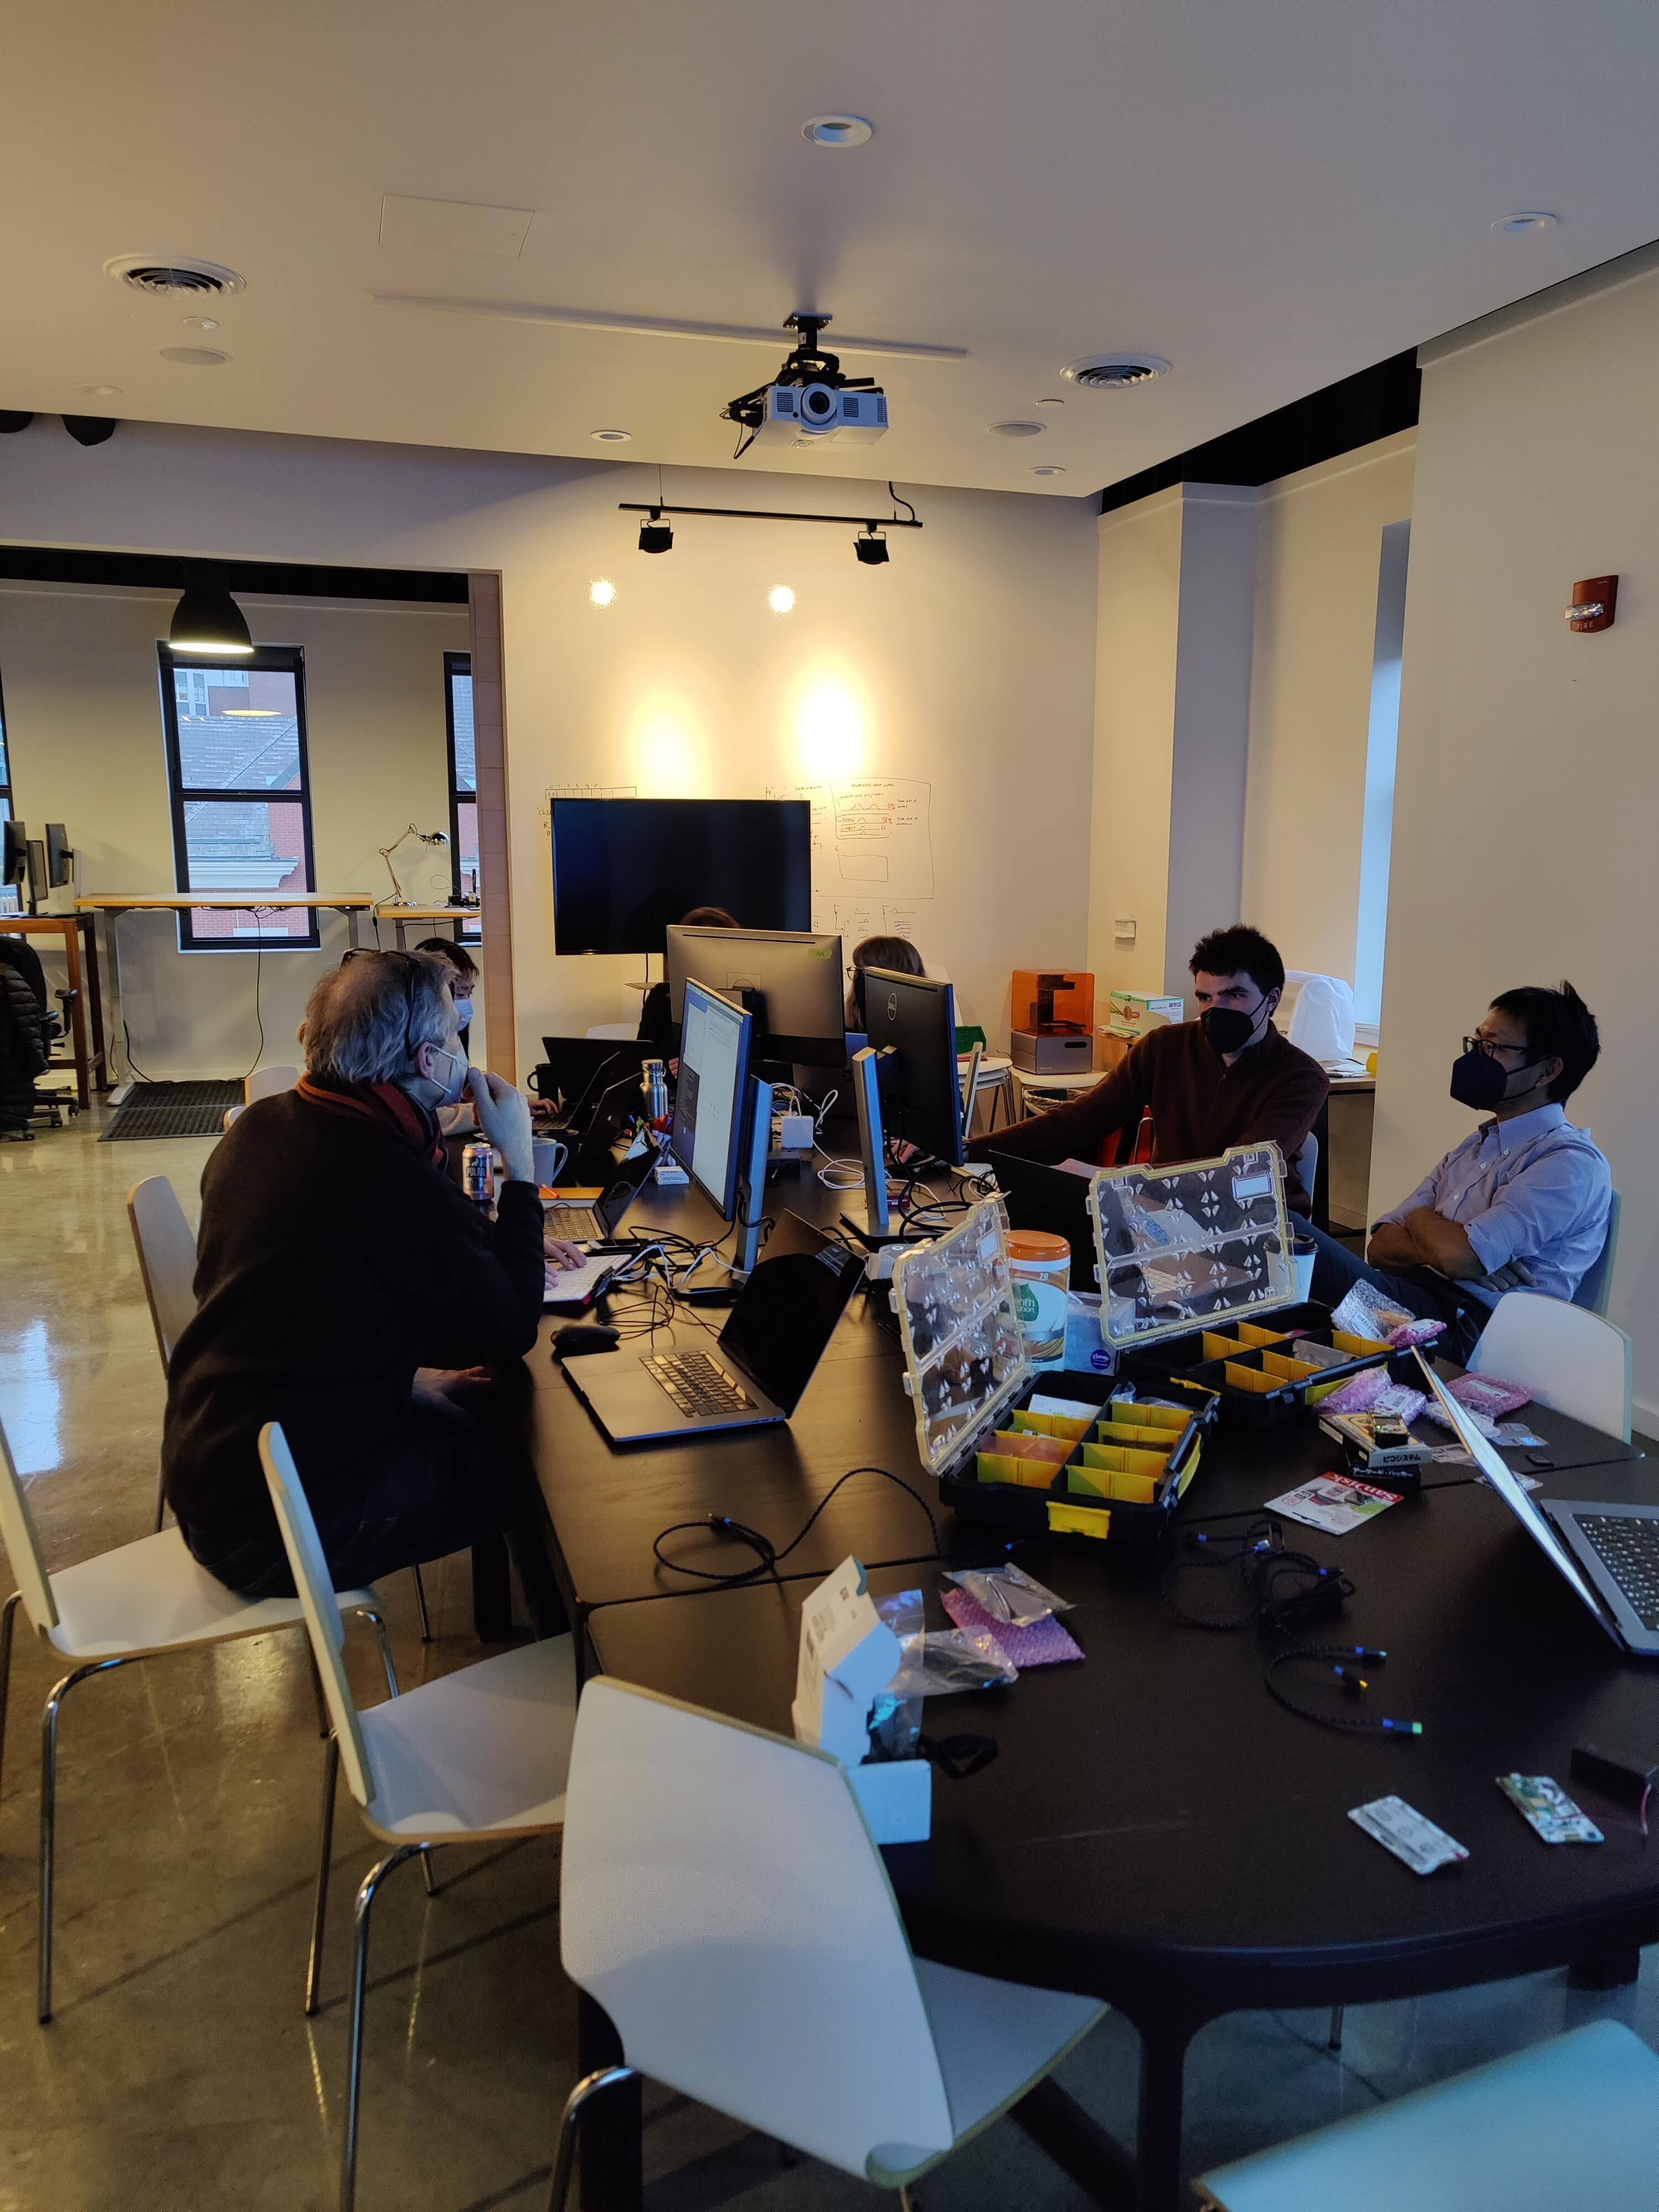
5,1,1659,499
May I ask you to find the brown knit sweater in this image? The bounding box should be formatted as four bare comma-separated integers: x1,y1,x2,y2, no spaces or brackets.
972,1019,1329,1212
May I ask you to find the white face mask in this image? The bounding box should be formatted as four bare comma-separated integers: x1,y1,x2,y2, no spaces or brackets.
451,997,473,1030
423,1044,469,1108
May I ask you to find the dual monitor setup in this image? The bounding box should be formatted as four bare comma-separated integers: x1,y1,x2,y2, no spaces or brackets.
1,820,73,911
548,795,968,1264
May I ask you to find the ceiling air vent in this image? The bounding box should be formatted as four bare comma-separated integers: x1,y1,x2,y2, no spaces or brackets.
1061,353,1171,391
104,255,246,298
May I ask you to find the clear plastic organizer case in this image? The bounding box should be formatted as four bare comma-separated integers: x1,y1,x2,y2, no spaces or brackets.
1116,1303,1399,1427
1086,1144,1300,1348
890,1196,1216,1546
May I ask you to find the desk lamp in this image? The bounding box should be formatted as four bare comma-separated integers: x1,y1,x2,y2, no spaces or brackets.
378,823,448,906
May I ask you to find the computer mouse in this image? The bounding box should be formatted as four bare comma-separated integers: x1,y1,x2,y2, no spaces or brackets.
552,1323,620,1361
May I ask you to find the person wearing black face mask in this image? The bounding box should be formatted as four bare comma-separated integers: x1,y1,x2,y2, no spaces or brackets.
972,924,1328,1211
1302,981,1611,1359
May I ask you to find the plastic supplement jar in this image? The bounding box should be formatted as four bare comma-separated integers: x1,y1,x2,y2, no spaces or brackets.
1006,1229,1071,1366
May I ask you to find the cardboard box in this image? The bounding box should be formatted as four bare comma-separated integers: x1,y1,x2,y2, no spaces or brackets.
1107,989,1185,1040
1011,969,1094,1035
1093,1029,1131,1073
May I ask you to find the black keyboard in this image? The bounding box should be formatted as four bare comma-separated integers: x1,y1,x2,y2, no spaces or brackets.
546,1204,602,1241
647,1351,753,1418
1576,1514,1659,1630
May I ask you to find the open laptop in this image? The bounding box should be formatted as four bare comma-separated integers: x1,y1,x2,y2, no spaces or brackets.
561,1211,865,1443
1415,1352,1659,1656
543,1138,659,1245
987,1150,1097,1277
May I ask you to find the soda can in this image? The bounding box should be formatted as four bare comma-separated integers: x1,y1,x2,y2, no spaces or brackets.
462,1141,494,1203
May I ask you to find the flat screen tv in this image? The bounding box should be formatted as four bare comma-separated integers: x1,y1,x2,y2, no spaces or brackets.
551,797,812,955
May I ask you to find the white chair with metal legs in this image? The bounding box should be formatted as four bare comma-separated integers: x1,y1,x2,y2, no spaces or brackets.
127,1176,432,1640
258,1422,577,2212
0,1410,397,2023
1467,1288,1634,1442
1194,2019,1659,2210
547,1676,1108,2209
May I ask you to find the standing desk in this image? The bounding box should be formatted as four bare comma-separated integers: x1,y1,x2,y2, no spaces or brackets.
374,902,481,950
0,911,106,1107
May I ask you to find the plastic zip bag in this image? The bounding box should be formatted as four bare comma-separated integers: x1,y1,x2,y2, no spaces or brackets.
944,1562,1074,1627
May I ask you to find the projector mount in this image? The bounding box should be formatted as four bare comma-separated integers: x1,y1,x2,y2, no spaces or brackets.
722,314,879,458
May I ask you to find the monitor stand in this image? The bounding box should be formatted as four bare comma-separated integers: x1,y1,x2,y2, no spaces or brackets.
838,1046,915,1251
731,1075,774,1279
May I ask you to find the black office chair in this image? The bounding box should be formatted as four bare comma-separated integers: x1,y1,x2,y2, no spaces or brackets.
0,937,77,1137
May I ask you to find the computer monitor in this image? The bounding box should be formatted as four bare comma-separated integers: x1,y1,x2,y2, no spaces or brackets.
671,980,754,1219
45,825,72,890
1,818,25,890
863,967,964,1167
550,797,811,954
666,926,845,1066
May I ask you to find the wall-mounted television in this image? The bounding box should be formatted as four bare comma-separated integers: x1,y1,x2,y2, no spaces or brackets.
551,797,812,955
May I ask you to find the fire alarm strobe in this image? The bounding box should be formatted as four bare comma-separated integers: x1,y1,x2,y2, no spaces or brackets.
1566,575,1618,633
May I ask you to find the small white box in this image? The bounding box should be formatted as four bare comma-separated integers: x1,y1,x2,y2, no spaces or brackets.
848,1756,932,1844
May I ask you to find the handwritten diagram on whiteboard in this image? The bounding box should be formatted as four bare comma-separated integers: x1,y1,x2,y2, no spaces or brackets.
768,776,934,893
539,781,638,834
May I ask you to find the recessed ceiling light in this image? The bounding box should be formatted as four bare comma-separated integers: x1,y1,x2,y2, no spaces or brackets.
801,114,873,148
589,578,617,607
769,585,796,614
590,427,632,444
75,383,122,398
1493,210,1561,234
989,420,1045,438
1035,396,1066,408
1062,353,1171,390
182,315,220,332
160,346,229,366
1030,465,1067,477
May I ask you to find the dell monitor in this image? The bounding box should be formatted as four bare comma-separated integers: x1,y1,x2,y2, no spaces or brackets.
551,797,811,955
864,967,965,1168
1,818,25,891
666,925,845,1066
671,979,754,1220
45,824,72,890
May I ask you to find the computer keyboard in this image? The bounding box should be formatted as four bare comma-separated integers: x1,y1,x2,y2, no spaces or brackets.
1577,1514,1659,1630
647,1351,753,1418
545,1204,602,1242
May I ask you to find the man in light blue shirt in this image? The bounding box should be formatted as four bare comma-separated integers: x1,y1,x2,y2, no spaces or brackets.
1306,982,1610,1361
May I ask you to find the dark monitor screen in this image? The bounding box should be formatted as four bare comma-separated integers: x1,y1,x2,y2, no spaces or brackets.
1,818,25,888
45,825,72,889
863,967,963,1167
666,926,844,1065
551,797,811,955
671,980,753,1218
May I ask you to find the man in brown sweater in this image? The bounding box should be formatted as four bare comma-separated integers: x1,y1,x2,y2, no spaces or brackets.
973,925,1329,1214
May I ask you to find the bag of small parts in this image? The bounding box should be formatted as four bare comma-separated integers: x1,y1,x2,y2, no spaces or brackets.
890,1193,1215,1547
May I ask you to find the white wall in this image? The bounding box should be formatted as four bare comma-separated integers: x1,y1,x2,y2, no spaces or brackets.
1242,431,1416,992
0,582,467,1077
1377,263,1658,1421
0,421,1103,1072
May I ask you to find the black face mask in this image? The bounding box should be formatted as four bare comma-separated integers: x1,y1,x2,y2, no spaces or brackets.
1449,1047,1539,1111
1201,1005,1260,1056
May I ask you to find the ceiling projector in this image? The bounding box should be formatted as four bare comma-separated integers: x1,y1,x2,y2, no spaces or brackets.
722,314,888,458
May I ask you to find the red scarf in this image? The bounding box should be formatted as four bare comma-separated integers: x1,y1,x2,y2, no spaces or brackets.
295,1074,445,1167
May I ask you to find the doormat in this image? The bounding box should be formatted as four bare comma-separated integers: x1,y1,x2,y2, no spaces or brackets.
100,1080,242,1141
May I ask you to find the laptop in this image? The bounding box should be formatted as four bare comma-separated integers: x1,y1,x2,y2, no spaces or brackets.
535,1036,653,1122
986,1150,1097,1277
543,1138,659,1245
1415,1352,1659,1656
561,1211,865,1443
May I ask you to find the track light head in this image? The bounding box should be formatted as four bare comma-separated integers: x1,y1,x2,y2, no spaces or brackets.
63,415,117,447
169,561,254,655
854,524,889,566
638,507,674,555
0,411,35,435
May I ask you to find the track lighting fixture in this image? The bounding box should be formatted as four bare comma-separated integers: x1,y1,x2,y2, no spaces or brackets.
638,507,674,554
169,561,254,655
63,415,118,447
854,524,889,566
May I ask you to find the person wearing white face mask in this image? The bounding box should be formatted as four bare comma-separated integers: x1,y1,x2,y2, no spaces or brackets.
415,936,480,1134
160,949,573,1631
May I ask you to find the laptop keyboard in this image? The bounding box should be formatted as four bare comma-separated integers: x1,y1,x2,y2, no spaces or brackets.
546,1205,602,1241
1576,1515,1659,1630
646,1352,753,1418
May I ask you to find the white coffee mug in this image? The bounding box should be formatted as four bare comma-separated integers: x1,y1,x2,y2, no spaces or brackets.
532,1136,568,1189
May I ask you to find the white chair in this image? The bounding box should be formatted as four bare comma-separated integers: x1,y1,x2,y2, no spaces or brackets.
1194,2019,1659,2210
223,1061,300,1129
1468,1288,1634,1442
127,1178,431,1638
1572,1190,1621,1316
585,1021,637,1041
259,1422,577,2212
548,1676,1107,2209
0,1411,395,2023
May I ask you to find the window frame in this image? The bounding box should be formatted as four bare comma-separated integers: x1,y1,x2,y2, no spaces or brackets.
0,655,15,917
158,641,320,952
444,649,481,941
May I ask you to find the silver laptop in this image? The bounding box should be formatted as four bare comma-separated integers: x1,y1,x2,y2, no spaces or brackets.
1415,1353,1659,1656
542,1138,659,1246
562,1212,865,1444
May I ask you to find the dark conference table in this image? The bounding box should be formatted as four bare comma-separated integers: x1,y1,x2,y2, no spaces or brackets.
525,1164,1656,2209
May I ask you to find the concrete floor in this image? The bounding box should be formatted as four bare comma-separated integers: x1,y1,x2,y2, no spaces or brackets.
2,1106,1656,2211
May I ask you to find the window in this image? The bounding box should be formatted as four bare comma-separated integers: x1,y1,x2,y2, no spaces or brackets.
159,644,319,950
445,650,480,938
0,663,15,917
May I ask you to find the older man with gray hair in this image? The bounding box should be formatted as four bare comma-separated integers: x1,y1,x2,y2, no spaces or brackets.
161,948,569,1632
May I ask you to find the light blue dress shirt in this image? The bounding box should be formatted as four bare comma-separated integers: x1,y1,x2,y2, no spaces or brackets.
1376,1101,1612,1308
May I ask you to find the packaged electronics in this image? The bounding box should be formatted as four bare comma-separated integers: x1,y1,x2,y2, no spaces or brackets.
1107,989,1185,1040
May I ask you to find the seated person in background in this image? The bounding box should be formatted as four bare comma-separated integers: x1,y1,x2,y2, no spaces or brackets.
414,936,479,1133
638,904,739,1062
972,925,1328,1214
161,949,573,1629
846,933,926,1029
1304,982,1611,1362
